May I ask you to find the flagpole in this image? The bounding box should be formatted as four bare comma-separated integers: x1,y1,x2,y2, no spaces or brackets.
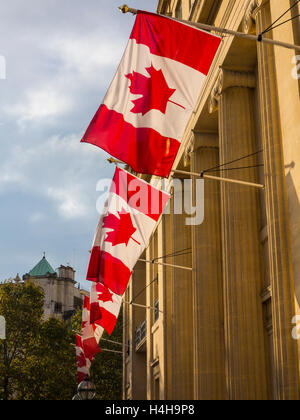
101,337,129,347
118,4,300,53
172,169,265,190
123,300,164,313
101,348,123,355
138,258,193,272
106,158,265,189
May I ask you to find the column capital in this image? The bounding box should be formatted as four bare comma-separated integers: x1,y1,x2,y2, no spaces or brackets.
250,0,269,20
242,0,270,34
184,132,219,167
209,68,256,113
242,0,259,34
183,133,195,167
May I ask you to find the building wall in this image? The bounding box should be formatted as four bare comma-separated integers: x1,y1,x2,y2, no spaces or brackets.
124,0,300,400
26,266,86,319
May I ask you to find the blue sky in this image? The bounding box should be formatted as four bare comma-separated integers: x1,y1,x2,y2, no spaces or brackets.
0,0,158,290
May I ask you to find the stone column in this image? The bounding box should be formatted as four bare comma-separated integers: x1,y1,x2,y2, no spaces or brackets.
187,133,227,400
130,261,147,400
246,0,300,400
170,178,194,400
209,68,268,400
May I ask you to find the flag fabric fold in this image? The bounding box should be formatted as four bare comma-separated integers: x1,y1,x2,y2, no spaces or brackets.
81,11,221,177
75,334,92,384
90,282,122,335
81,295,102,360
86,167,170,335
75,296,103,383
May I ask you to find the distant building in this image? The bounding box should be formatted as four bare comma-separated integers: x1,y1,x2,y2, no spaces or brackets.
23,254,88,320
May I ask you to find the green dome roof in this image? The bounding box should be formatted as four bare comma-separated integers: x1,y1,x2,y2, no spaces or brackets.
29,256,56,277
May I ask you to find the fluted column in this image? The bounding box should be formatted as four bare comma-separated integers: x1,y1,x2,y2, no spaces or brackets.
248,0,300,400
209,68,268,400
170,179,194,400
189,133,227,400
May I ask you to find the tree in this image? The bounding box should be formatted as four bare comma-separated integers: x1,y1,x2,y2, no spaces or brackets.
14,317,77,400
0,280,44,400
0,281,123,400
0,281,77,400
91,312,123,400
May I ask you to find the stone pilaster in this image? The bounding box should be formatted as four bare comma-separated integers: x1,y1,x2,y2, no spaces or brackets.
190,133,227,400
170,179,194,400
209,68,268,400
251,0,300,400
130,261,147,400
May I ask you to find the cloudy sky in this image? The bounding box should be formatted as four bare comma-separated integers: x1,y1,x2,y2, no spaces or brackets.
0,0,158,289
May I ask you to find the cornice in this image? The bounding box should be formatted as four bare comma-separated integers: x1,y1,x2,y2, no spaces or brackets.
243,0,269,28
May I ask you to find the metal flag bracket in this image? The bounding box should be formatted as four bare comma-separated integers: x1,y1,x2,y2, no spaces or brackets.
171,169,265,190
107,157,265,190
119,4,300,52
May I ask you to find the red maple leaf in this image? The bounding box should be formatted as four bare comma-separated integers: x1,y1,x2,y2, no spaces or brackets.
102,210,140,246
125,64,184,116
76,351,86,368
96,283,114,303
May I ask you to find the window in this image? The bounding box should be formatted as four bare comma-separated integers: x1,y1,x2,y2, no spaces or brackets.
73,296,82,310
154,299,159,322
140,321,146,341
54,302,62,314
135,320,147,348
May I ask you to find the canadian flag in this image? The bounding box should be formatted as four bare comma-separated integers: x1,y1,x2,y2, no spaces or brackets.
86,167,170,335
75,334,92,384
81,11,221,177
90,282,122,335
75,296,102,383
81,295,102,360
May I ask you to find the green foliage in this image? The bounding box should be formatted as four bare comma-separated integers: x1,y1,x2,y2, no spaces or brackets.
71,307,82,333
0,280,44,400
13,317,77,400
91,312,123,400
72,306,123,400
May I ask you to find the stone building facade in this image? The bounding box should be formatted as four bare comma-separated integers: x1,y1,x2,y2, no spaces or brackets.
123,0,300,400
23,255,88,320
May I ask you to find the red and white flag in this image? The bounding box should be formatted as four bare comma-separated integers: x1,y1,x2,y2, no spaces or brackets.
81,295,102,360
86,167,170,335
81,11,221,177
90,282,122,336
75,296,102,383
75,334,92,384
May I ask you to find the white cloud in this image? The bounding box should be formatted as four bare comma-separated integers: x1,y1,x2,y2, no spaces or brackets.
48,33,124,79
29,212,45,223
4,86,72,126
47,186,88,219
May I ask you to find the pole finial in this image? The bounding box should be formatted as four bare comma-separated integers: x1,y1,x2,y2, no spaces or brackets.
118,4,129,14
